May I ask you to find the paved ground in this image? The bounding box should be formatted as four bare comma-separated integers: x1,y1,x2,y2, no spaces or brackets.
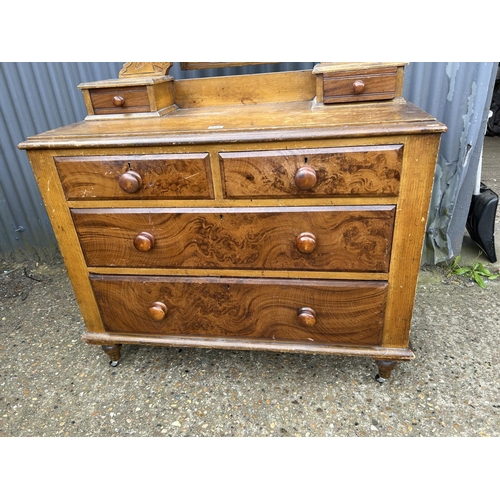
1,137,499,439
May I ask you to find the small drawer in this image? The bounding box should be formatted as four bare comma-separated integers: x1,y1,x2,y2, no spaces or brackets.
323,67,398,104
90,275,388,346
72,206,395,272
55,154,213,200
89,86,151,114
220,145,403,198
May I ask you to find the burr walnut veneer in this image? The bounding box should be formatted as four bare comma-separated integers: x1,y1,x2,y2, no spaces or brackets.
20,62,446,380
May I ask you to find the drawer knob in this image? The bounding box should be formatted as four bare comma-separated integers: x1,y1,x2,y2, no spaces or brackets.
352,80,365,94
297,307,316,327
113,95,125,107
294,166,317,190
148,301,168,321
118,171,142,194
134,232,155,252
296,232,317,254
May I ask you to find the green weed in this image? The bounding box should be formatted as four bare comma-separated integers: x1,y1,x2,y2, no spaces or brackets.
447,255,499,289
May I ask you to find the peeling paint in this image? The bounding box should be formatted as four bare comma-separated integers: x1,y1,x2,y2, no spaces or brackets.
446,62,460,101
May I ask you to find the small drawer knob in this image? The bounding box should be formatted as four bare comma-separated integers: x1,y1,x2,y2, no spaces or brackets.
296,232,317,254
297,307,316,327
352,80,365,94
148,301,168,321
294,166,317,191
134,232,155,252
118,171,142,194
113,95,125,107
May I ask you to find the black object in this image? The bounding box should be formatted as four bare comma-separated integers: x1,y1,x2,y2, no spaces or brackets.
466,183,499,263
486,68,500,137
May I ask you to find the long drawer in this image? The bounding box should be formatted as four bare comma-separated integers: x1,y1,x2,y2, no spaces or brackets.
219,145,403,198
73,206,395,272
90,275,388,345
55,153,213,200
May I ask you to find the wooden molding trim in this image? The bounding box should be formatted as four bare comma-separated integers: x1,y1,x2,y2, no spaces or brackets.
119,62,173,78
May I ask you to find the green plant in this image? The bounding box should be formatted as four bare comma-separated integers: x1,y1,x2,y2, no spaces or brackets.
447,255,499,289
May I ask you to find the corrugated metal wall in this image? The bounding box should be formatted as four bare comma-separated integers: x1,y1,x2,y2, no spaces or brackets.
1,62,496,264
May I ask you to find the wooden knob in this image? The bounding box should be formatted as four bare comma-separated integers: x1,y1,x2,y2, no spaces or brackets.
294,166,317,191
297,307,316,327
113,95,125,107
118,171,142,194
134,232,155,252
296,232,317,254
352,80,365,94
148,301,167,321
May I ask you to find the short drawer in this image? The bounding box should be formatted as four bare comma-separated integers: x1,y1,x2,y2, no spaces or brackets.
89,86,151,114
90,275,388,346
73,206,395,272
55,154,213,200
323,67,398,104
220,145,403,198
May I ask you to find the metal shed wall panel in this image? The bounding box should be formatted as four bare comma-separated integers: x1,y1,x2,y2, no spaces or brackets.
1,62,496,264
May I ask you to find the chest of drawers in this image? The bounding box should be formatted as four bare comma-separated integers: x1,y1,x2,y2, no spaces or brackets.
20,62,446,381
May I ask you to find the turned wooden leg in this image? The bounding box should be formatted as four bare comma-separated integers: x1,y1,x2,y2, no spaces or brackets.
373,359,398,383
102,344,122,367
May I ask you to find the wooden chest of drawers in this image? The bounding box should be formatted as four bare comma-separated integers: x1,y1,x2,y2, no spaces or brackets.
20,62,446,381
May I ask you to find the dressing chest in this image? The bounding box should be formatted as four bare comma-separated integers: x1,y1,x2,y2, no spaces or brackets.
20,62,446,381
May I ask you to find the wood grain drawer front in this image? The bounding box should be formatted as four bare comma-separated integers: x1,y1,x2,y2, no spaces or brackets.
90,275,387,345
323,68,398,104
73,206,395,272
55,154,213,200
220,145,402,198
90,86,151,114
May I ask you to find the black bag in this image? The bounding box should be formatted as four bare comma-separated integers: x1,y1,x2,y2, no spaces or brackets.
486,70,500,136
